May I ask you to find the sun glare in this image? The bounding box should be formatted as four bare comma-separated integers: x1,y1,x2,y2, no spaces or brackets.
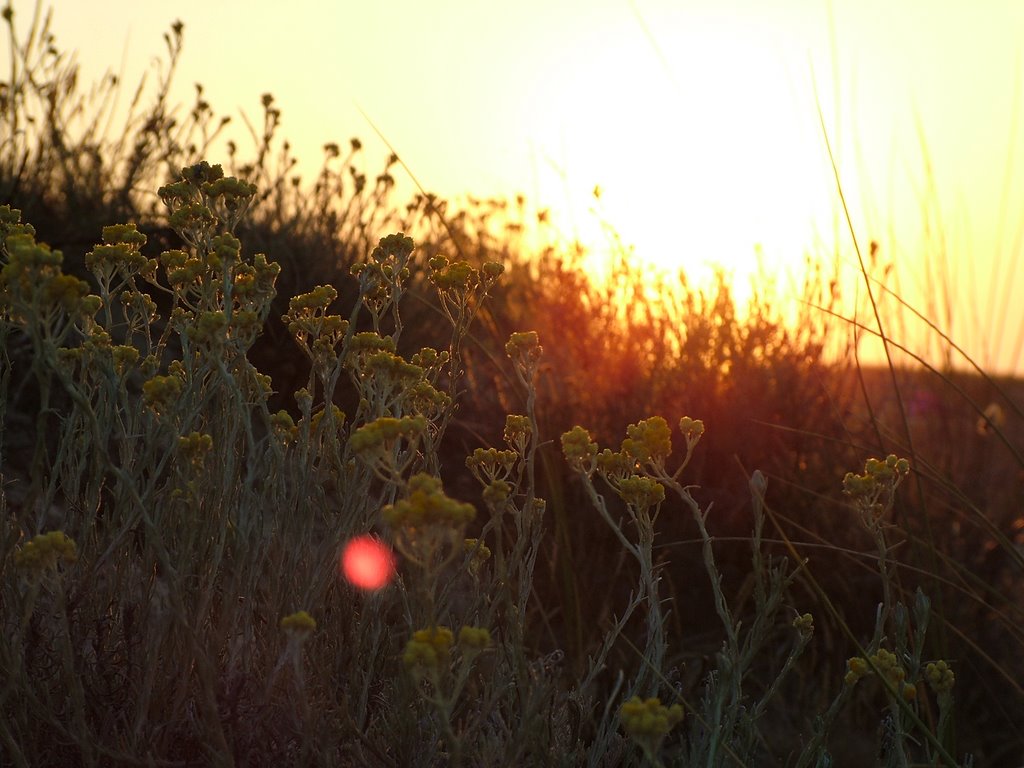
518,5,840,308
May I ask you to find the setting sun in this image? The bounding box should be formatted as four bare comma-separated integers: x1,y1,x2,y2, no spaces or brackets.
518,3,833,298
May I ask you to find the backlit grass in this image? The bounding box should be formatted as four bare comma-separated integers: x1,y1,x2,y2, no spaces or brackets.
2,4,1022,766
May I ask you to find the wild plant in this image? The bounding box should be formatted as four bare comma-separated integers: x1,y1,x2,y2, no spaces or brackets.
2,1,1019,758
0,151,990,765
558,417,807,767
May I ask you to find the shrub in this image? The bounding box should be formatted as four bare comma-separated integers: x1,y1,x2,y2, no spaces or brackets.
2,5,1021,762
0,165,980,766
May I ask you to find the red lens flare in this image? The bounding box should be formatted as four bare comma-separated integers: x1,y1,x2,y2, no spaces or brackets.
340,535,396,591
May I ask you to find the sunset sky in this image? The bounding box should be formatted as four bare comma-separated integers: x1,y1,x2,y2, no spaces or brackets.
17,0,1024,373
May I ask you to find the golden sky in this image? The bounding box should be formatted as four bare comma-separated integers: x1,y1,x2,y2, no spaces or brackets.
25,0,1024,373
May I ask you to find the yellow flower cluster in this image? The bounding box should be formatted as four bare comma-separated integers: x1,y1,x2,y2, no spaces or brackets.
560,426,598,469
403,626,454,672
270,409,296,443
426,254,502,331
159,162,262,253
842,454,911,528
792,612,814,639
842,455,910,498
362,351,423,384
112,344,140,369
85,223,150,277
348,331,397,355
383,474,475,528
14,531,78,572
230,253,279,303
505,331,542,365
678,416,705,445
596,449,635,480
349,416,426,455
160,249,204,288
308,404,345,433
227,309,262,347
405,380,451,419
2,230,98,320
203,177,257,215
481,261,504,280
185,310,229,347
0,203,23,229
845,648,917,699
179,159,225,188
621,416,672,464
844,656,871,687
411,346,449,371
1,209,110,332
45,274,92,313
370,232,415,267
118,286,157,311
616,476,665,508
249,372,272,400
57,335,142,379
428,252,501,288
280,610,317,634
55,346,84,373
294,387,313,413
429,258,476,291
466,448,517,479
143,374,184,415
350,234,414,311
457,626,492,651
178,430,212,459
198,234,236,271
167,202,217,240
925,660,955,694
176,432,213,472
482,479,511,507
283,285,341,334
3,231,61,279
870,648,905,685
102,223,148,248
619,696,684,738
160,225,277,306
463,538,492,574
402,625,491,677
503,414,532,453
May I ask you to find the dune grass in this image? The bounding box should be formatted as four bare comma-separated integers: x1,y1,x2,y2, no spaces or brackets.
2,3,1023,766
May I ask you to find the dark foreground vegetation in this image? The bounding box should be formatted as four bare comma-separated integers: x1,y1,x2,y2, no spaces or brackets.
2,4,1023,766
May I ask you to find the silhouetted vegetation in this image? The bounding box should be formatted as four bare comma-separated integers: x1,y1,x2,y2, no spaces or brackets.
2,4,1023,765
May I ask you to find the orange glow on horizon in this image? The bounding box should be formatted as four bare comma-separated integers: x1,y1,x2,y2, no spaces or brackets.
23,0,1024,374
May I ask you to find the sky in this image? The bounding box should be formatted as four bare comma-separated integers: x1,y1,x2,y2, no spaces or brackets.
15,0,1024,374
